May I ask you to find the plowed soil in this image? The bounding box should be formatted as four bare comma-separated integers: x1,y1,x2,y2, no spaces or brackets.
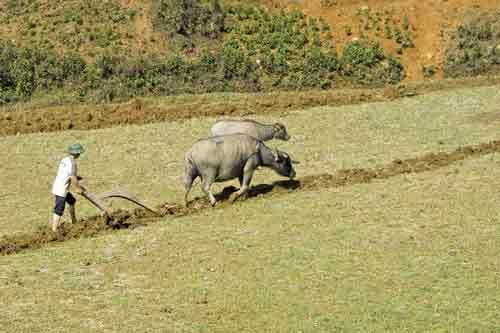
2,76,500,137
2,138,499,256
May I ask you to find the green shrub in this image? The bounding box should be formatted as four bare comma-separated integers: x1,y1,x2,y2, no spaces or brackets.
12,56,35,97
34,51,65,89
342,40,384,67
422,65,436,78
384,17,392,39
153,0,224,39
393,26,403,44
320,0,337,8
0,41,17,92
4,0,39,17
341,40,404,85
444,11,500,77
61,53,86,80
79,63,103,90
219,38,253,80
402,15,410,31
298,47,339,88
402,32,415,48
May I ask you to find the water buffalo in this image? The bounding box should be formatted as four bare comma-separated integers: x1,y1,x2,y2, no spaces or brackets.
210,119,290,141
184,134,296,207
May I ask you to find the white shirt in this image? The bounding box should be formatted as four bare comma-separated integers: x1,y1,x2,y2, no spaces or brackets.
52,156,77,197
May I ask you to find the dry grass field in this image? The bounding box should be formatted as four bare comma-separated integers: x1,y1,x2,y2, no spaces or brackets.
1,155,499,331
1,84,500,331
1,84,499,235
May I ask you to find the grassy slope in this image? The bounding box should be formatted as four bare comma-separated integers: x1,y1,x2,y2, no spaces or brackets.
1,84,500,236
0,0,166,60
1,153,499,331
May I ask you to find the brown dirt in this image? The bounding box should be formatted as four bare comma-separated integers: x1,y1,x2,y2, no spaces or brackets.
268,0,500,81
2,75,500,137
2,138,499,256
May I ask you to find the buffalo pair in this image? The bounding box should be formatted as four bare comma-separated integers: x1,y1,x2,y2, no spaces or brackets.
184,120,297,207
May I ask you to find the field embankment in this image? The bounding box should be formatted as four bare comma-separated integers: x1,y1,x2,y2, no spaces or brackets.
2,75,500,136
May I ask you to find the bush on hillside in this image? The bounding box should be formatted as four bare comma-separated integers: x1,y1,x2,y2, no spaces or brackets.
153,0,224,39
0,41,87,103
341,40,405,85
0,41,17,92
444,11,500,78
219,37,254,80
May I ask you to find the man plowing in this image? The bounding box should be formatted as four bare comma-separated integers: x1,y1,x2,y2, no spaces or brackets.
50,143,85,232
50,143,161,232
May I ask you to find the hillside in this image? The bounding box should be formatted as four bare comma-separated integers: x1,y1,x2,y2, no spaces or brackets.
2,0,498,78
0,0,168,59
0,0,500,106
286,0,500,81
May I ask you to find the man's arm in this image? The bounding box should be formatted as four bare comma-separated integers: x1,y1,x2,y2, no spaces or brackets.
69,157,84,194
70,176,84,194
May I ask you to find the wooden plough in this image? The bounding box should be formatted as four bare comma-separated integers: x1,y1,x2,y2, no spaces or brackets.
99,191,162,216
79,186,162,217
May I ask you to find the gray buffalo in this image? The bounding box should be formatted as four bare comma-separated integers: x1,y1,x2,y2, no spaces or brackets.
210,119,290,141
184,134,296,207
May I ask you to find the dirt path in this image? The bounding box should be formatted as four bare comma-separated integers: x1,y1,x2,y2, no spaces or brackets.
1,76,500,137
2,138,499,256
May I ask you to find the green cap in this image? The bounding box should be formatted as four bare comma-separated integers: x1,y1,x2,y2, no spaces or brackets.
68,143,85,155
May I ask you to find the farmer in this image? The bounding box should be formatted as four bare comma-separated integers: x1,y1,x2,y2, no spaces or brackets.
51,143,85,232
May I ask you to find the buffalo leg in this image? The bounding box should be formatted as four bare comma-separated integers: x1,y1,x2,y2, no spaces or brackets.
184,160,199,207
201,175,217,206
230,158,258,203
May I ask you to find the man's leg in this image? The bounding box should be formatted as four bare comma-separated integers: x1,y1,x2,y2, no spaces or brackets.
52,214,62,232
52,195,66,232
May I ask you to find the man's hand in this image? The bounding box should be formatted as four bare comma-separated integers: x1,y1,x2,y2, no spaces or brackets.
70,176,84,194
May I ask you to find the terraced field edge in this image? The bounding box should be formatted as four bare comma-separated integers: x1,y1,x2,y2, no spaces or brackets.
2,76,500,137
